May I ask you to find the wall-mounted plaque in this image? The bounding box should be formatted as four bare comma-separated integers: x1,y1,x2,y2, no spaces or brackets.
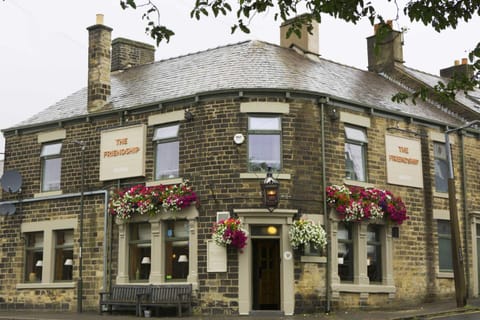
207,240,227,272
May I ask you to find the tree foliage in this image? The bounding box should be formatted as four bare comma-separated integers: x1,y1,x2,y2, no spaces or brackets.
120,0,479,102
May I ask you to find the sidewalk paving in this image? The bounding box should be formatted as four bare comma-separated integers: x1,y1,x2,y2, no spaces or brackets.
1,298,480,320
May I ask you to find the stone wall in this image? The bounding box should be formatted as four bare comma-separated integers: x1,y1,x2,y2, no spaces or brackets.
1,94,477,313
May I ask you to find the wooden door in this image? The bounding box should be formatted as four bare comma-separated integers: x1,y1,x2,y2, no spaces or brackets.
252,239,280,310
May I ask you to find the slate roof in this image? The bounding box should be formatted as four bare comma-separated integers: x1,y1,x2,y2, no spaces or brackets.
12,40,463,130
402,66,480,114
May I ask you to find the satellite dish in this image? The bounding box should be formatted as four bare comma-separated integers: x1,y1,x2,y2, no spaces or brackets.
0,170,23,193
0,203,16,216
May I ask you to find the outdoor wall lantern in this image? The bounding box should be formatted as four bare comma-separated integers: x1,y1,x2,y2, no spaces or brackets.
261,167,279,212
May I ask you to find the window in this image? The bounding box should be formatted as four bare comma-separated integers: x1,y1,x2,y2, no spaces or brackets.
153,124,179,180
248,116,281,172
54,230,74,281
344,126,367,181
332,222,394,295
40,142,62,192
165,220,189,281
129,223,151,281
337,223,354,282
438,220,453,272
367,225,382,282
25,232,44,282
434,142,449,193
20,219,77,288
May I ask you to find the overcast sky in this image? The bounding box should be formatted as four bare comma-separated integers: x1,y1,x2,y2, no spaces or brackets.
0,0,479,160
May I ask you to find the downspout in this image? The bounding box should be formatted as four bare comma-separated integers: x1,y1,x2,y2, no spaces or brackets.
102,190,109,292
319,97,331,313
460,132,470,297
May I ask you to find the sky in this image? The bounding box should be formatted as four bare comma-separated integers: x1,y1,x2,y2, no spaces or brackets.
0,0,479,160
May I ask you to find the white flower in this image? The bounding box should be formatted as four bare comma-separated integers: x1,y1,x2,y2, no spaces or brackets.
289,219,327,250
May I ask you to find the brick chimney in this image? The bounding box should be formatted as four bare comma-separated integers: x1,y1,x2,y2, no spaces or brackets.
111,38,155,72
280,14,319,55
440,58,474,79
87,14,112,113
367,21,404,73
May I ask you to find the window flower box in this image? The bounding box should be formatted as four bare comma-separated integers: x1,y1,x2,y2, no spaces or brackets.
108,180,198,220
326,184,408,224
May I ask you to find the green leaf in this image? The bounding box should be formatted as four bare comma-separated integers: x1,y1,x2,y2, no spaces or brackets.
126,0,136,9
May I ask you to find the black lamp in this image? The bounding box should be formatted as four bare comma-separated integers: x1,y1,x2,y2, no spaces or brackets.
261,167,279,211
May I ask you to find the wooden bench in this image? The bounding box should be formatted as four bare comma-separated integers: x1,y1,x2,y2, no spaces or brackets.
138,284,192,317
99,285,149,316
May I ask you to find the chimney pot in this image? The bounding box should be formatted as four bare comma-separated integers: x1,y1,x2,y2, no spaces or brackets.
96,14,104,25
440,58,473,78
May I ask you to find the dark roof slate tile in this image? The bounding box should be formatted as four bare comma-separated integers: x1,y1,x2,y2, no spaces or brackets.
15,40,463,128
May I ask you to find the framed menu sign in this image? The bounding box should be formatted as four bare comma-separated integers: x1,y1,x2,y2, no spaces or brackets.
207,240,227,272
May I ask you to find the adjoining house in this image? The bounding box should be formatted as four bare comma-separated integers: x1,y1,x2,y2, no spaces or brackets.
0,13,479,315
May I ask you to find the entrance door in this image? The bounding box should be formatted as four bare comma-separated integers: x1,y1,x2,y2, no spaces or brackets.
252,239,280,310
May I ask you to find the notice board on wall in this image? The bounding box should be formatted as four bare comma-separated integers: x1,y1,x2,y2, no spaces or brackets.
207,240,227,272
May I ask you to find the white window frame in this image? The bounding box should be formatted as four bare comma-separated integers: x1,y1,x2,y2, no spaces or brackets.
40,142,62,192
344,125,368,182
247,115,282,172
433,142,449,194
153,124,180,181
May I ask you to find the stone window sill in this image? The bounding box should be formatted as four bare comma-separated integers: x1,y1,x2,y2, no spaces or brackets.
17,282,76,290
146,177,184,186
437,271,454,278
332,283,396,294
33,190,63,198
240,173,291,180
300,256,327,264
342,179,374,189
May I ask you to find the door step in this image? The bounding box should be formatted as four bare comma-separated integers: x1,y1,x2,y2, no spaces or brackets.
249,310,285,317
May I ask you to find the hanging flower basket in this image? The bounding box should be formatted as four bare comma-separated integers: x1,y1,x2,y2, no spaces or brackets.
211,218,248,250
108,180,198,220
289,219,327,251
326,184,408,224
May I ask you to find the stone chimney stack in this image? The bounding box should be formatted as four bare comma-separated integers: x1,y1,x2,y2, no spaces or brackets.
367,21,404,73
111,38,155,72
280,14,319,55
87,14,112,113
440,58,474,79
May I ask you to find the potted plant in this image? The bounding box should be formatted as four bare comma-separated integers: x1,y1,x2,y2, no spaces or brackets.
212,218,248,250
289,218,327,252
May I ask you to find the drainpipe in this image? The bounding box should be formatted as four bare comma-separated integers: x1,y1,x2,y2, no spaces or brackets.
460,132,470,297
103,190,110,293
319,96,331,313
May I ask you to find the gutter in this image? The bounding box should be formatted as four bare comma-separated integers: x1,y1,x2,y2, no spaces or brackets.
2,88,464,136
1,189,110,292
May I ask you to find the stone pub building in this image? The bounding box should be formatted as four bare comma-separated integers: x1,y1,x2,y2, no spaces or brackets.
1,14,480,316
